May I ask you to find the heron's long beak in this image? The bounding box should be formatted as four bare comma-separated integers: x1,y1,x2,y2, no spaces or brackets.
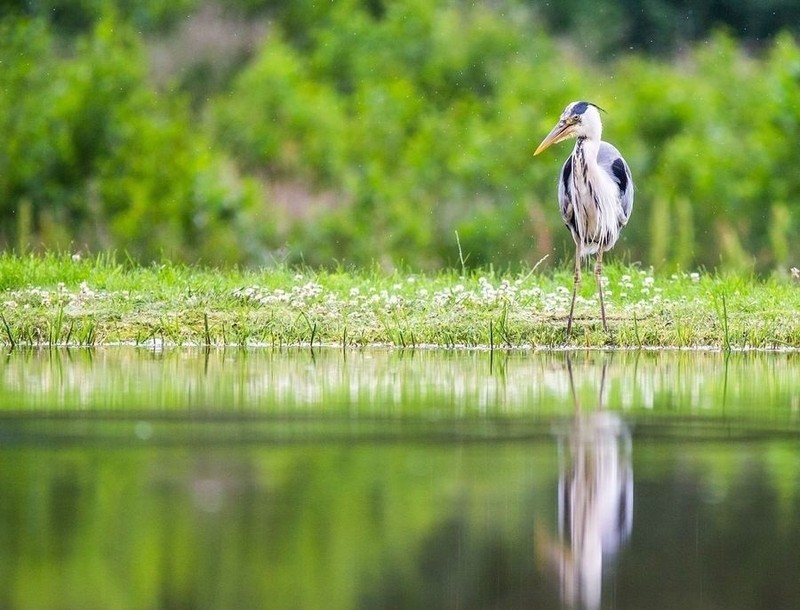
534,121,574,156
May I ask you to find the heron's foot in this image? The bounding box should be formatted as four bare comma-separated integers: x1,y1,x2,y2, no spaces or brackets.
562,316,616,341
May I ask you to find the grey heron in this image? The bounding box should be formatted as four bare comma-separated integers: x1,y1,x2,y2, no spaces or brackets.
534,101,634,334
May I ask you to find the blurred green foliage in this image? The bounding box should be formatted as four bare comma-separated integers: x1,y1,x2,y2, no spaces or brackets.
1,0,196,34
0,15,271,264
3,1,800,270
533,0,800,55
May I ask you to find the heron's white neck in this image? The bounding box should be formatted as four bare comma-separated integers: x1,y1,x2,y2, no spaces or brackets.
574,137,600,173
572,107,603,171
579,106,603,142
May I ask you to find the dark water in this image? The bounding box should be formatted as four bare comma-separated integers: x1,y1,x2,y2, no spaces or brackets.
1,348,799,609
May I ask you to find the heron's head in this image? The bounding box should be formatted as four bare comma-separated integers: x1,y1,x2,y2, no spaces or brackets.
534,101,604,155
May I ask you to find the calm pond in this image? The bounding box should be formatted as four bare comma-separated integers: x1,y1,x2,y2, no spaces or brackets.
1,347,799,609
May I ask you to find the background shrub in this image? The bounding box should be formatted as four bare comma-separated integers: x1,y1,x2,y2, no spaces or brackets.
3,1,800,272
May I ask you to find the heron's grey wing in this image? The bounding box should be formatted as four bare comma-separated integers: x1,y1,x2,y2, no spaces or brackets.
557,155,574,228
598,142,634,225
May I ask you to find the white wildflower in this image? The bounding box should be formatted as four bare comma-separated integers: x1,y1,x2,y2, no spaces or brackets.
385,294,402,308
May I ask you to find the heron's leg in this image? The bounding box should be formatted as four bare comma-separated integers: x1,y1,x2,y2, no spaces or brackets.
567,243,581,335
594,251,607,331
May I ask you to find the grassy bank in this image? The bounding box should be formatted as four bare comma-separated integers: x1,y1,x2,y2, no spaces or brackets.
1,253,799,349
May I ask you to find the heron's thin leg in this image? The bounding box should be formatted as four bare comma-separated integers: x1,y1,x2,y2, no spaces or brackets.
567,243,581,335
594,251,607,331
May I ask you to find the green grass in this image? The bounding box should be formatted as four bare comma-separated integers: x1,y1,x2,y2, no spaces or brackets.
1,252,799,349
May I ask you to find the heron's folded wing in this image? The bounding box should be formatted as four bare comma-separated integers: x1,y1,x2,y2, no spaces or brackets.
598,142,634,225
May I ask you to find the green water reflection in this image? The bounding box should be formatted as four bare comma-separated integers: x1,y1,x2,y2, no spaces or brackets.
1,348,799,609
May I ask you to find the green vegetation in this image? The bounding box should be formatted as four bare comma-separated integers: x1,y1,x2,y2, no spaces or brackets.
534,0,800,55
2,253,799,348
2,2,800,272
0,17,269,266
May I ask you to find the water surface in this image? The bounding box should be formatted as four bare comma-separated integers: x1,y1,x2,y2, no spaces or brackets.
1,348,799,609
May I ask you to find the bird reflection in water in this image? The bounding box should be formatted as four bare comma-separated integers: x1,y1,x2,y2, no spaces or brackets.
536,359,633,610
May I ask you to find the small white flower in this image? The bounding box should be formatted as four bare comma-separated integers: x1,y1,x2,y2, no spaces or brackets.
690,272,700,283
791,267,800,280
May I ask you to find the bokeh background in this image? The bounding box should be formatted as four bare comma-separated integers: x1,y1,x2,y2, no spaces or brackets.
3,0,800,272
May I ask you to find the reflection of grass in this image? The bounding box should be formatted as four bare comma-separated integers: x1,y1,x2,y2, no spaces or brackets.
1,252,800,348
